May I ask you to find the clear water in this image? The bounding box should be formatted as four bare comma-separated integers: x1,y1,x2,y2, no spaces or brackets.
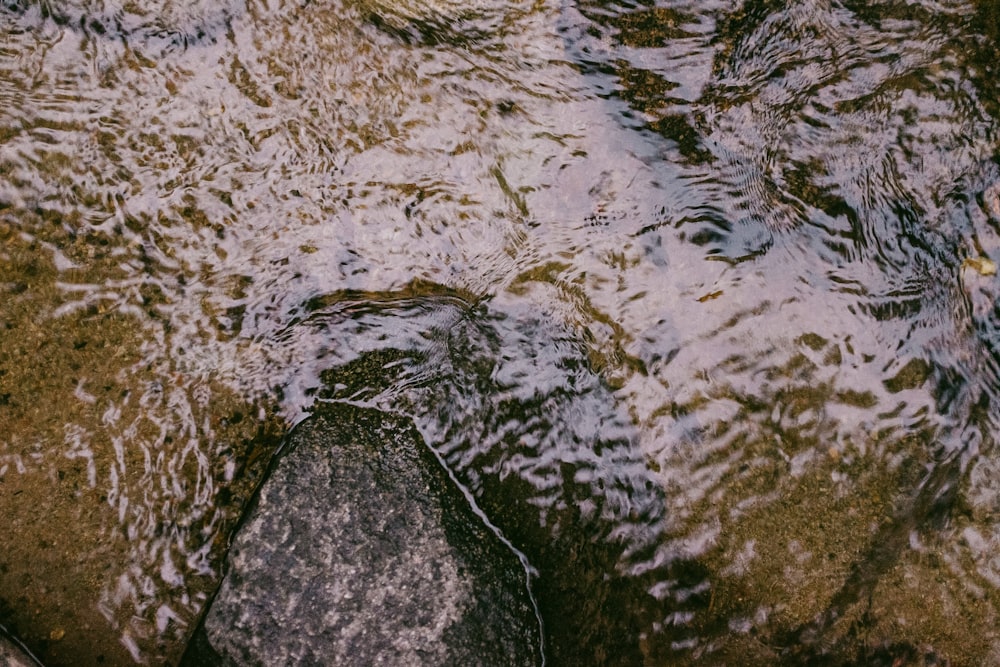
2,0,1000,663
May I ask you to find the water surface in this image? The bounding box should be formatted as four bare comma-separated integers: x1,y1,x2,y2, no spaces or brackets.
2,0,1000,663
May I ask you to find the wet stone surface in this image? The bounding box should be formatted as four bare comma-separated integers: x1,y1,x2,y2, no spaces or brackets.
194,403,541,666
0,630,40,667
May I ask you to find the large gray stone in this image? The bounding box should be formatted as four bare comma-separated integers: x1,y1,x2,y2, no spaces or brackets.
200,403,541,666
0,631,41,667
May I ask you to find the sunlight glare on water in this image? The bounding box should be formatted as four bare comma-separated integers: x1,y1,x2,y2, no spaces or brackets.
2,0,1000,663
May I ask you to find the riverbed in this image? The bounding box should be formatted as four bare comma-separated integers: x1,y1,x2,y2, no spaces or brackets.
2,0,1000,663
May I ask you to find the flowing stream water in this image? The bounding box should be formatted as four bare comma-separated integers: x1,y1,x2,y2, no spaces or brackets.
2,0,1000,664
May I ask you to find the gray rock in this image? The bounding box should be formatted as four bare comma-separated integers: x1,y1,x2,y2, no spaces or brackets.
201,403,542,666
0,631,41,667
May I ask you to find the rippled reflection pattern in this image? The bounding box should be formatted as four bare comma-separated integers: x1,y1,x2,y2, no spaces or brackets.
2,0,1000,663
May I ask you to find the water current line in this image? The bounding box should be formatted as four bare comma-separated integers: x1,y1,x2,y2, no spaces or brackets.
424,435,550,667
0,621,45,667
329,397,549,666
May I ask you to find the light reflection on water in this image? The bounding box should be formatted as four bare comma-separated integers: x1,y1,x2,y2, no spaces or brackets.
2,0,1000,663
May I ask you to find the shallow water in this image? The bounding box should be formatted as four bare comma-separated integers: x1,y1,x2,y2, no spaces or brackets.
2,0,1000,663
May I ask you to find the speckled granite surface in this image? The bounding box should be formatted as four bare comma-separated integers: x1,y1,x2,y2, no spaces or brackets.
199,403,541,666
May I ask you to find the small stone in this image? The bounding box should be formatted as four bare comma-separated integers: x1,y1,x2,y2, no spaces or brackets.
49,628,65,641
962,256,997,276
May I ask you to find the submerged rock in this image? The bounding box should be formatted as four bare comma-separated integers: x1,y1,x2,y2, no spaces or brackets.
195,403,541,666
0,631,41,667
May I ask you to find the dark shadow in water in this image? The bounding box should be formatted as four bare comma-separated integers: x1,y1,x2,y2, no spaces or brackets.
303,289,673,664
775,451,964,664
171,279,688,665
